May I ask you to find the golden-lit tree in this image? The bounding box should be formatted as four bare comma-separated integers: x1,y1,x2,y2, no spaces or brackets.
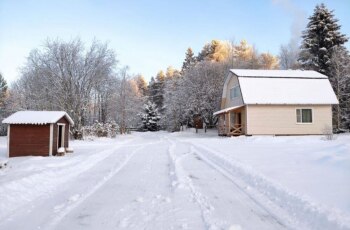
259,52,279,69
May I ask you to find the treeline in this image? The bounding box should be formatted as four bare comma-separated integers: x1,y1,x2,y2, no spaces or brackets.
149,3,350,132
0,39,144,136
148,39,280,132
0,3,349,136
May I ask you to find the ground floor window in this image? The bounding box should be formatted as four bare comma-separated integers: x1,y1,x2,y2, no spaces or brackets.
296,109,313,123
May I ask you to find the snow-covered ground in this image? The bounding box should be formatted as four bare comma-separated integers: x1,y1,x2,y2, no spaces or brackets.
0,130,349,229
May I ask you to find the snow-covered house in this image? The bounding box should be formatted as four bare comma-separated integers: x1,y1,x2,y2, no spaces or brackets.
214,69,339,136
3,111,74,157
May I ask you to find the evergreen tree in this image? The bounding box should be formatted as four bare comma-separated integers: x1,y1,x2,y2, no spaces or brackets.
299,3,348,75
181,48,197,73
139,101,161,131
197,40,231,62
0,73,8,107
156,70,165,82
148,71,165,114
197,43,212,62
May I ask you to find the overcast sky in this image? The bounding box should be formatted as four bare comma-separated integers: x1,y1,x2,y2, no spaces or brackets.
0,0,349,83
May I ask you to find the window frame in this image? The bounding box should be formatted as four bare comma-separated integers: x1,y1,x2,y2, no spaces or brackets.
230,85,240,100
296,108,313,124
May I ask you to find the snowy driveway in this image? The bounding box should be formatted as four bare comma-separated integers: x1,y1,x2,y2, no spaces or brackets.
0,132,349,230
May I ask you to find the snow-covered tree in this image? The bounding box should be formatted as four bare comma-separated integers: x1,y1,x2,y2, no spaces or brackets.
197,43,212,62
115,67,144,134
298,3,348,75
330,46,350,131
148,71,165,113
168,61,226,127
231,40,261,69
0,73,8,136
0,73,7,107
134,74,148,97
197,40,232,63
140,101,161,131
8,38,122,138
163,71,184,131
181,48,197,73
279,43,300,70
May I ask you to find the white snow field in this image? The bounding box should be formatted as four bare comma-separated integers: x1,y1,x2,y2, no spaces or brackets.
0,131,349,230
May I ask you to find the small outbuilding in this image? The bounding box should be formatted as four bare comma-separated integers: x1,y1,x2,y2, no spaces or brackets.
2,111,74,157
214,69,339,136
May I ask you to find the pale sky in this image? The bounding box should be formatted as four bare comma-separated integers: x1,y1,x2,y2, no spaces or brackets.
0,0,349,83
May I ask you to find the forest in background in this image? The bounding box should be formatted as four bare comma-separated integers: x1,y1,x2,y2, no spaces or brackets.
0,3,349,137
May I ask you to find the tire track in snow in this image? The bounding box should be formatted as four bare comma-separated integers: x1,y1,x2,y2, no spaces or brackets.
186,141,350,230
166,138,224,229
188,144,290,229
0,139,135,223
46,144,146,230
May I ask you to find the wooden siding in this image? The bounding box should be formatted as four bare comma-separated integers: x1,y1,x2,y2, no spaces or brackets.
223,74,244,109
9,124,50,157
246,105,332,135
52,117,70,155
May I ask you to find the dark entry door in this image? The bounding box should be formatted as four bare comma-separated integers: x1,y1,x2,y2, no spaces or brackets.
58,125,63,148
237,112,242,125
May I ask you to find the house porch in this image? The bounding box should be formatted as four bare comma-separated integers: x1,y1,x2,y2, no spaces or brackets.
215,105,246,136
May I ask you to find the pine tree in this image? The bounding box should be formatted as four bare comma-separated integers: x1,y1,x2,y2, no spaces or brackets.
148,71,165,115
0,73,8,107
197,40,231,63
299,3,348,75
139,101,161,131
197,43,212,62
156,70,165,82
181,48,197,73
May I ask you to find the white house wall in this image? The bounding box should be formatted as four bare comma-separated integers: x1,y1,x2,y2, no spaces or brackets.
246,105,333,135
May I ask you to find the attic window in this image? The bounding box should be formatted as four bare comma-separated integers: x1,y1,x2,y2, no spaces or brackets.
296,109,313,123
230,86,240,99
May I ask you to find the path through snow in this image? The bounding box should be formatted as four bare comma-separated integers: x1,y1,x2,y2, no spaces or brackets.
0,132,349,230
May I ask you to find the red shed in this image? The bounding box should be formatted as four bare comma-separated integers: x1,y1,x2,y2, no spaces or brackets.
3,111,74,157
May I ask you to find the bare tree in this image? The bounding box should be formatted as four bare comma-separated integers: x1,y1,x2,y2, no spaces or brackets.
330,46,350,131
9,38,117,136
115,67,144,134
279,43,300,69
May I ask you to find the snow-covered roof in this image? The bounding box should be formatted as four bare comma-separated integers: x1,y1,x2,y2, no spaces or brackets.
3,111,74,125
213,105,244,116
239,77,338,104
231,69,328,79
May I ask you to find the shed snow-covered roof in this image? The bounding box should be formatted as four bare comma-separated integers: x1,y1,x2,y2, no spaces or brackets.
231,69,328,79
238,77,338,105
3,111,74,125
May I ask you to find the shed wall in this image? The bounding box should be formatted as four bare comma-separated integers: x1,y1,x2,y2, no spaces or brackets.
9,124,50,157
246,105,332,135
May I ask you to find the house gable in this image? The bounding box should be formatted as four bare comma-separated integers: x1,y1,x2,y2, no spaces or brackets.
221,72,244,109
